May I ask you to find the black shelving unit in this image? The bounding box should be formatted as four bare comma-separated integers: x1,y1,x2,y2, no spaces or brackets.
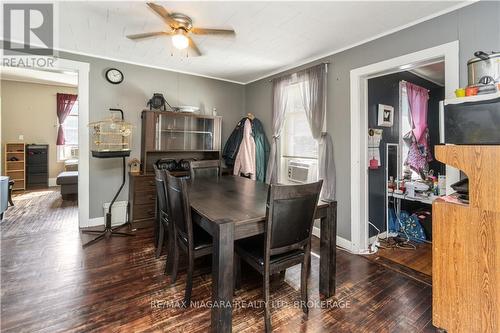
26,144,48,189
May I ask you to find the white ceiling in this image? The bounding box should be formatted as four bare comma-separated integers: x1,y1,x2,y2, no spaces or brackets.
411,61,445,86
0,66,78,87
58,1,472,84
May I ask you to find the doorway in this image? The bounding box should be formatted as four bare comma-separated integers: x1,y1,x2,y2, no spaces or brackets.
366,63,446,277
1,58,90,228
349,41,459,254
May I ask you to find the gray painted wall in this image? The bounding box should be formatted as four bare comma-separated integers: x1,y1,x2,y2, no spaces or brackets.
59,52,245,219
244,1,500,240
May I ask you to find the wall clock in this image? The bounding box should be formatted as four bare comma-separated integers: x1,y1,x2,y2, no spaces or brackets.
105,68,124,84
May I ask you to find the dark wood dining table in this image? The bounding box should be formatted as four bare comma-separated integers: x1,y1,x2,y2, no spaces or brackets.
187,176,337,333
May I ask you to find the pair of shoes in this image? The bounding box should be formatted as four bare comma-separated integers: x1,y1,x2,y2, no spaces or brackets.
9,156,19,161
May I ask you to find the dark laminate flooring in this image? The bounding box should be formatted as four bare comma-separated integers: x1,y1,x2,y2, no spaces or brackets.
1,189,437,332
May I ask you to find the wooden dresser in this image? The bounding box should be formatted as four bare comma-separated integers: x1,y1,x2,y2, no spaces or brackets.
128,172,156,228
432,145,499,333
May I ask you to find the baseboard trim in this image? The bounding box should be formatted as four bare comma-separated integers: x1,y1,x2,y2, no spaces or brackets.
87,217,104,228
48,178,58,187
86,217,126,228
336,236,354,252
86,200,129,228
312,227,355,253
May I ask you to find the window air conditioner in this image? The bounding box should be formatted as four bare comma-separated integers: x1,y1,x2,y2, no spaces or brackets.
287,159,318,183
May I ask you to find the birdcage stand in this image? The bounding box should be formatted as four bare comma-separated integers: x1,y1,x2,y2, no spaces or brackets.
82,109,134,248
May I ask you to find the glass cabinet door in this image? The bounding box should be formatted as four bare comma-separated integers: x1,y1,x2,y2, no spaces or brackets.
157,114,215,151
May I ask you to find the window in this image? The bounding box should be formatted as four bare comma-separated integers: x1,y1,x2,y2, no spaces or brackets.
279,83,318,183
282,84,318,158
57,101,79,161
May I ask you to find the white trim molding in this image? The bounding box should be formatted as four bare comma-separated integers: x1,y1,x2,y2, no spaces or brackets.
52,58,90,228
48,178,58,187
336,236,355,253
312,227,355,253
349,41,459,253
87,217,104,228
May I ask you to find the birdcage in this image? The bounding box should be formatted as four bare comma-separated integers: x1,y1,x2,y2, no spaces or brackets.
89,116,133,158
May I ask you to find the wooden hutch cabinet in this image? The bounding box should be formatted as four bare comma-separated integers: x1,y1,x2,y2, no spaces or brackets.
128,110,222,227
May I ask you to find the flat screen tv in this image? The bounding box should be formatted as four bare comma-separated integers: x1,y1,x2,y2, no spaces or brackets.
444,97,500,145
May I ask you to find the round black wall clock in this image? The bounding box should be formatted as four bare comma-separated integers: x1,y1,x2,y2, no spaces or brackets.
105,68,124,84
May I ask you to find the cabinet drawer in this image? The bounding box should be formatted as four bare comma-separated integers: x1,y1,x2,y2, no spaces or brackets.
135,190,156,204
133,203,156,220
134,177,155,191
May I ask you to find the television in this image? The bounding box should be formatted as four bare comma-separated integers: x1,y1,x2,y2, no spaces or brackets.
442,96,500,145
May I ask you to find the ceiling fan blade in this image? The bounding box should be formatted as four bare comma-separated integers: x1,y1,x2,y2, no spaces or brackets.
126,31,170,40
191,28,235,36
147,2,178,28
188,37,202,56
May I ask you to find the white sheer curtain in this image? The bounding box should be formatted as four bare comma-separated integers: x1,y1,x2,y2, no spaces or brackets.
297,64,336,201
266,76,291,183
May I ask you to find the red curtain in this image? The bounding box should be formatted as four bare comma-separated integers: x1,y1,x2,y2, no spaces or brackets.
56,93,78,145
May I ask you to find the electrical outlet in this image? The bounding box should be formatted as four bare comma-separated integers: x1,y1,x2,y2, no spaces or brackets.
18,135,24,141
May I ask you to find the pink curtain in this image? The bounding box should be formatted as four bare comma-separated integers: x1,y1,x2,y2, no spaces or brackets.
405,82,429,143
56,93,78,145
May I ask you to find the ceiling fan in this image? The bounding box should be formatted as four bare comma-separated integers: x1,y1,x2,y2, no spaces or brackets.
127,2,235,56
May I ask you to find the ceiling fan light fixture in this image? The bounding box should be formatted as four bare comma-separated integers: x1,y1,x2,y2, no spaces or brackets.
172,30,189,50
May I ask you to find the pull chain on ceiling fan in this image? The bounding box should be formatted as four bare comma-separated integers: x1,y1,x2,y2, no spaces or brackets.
127,2,236,56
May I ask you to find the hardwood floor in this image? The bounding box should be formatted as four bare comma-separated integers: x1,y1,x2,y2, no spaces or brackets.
1,189,437,332
1,188,78,237
366,238,432,281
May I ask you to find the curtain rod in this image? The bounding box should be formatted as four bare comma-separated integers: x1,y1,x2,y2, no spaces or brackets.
268,62,330,82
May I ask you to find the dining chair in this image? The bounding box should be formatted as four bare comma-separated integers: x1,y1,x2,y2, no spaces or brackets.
189,160,221,180
234,180,323,333
153,166,173,270
165,171,213,306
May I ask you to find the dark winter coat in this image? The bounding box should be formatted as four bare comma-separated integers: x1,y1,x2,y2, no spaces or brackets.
222,117,246,167
251,118,270,182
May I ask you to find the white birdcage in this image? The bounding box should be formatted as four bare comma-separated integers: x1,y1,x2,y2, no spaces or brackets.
89,115,133,158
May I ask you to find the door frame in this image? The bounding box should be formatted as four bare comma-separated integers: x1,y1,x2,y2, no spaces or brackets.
2,58,90,228
55,58,90,228
349,41,459,253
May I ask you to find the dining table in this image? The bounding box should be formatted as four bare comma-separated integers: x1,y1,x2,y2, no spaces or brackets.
187,175,337,333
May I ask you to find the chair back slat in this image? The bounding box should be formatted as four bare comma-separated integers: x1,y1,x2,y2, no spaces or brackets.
266,181,323,256
189,160,221,180
153,166,168,217
165,172,192,242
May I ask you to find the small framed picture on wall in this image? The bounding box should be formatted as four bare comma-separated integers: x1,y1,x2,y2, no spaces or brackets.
377,104,394,127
